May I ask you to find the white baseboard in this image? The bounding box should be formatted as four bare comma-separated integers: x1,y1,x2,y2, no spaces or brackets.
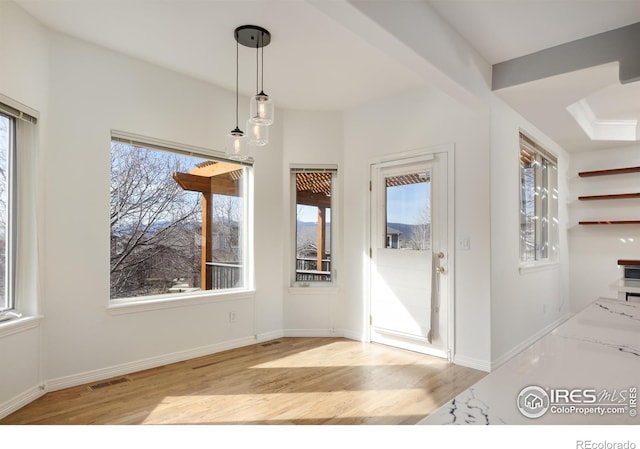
491,313,571,370
46,334,261,392
453,354,491,372
254,329,284,342
282,328,344,338
341,329,364,341
0,385,45,420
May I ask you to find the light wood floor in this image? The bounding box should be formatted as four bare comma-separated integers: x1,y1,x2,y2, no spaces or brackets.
0,338,486,425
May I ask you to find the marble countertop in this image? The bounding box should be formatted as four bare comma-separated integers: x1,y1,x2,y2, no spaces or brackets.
419,298,640,425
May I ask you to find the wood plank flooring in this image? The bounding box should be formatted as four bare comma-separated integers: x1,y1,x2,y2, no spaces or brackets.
0,338,486,425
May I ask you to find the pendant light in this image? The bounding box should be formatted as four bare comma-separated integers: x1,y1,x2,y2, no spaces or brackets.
247,28,269,146
226,29,248,160
248,28,274,126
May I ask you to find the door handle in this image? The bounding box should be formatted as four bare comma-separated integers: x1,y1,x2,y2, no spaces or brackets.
437,252,445,259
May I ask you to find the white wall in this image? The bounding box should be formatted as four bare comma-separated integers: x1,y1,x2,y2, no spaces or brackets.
569,144,640,311
490,98,571,366
281,110,345,335
343,86,493,369
0,1,49,413
41,32,284,384
0,0,580,418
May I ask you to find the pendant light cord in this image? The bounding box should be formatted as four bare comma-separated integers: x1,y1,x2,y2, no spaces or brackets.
260,32,265,93
255,34,259,95
235,34,239,128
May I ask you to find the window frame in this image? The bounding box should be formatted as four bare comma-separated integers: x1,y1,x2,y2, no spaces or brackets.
0,112,16,315
519,132,559,270
290,165,338,289
108,131,254,309
0,95,38,323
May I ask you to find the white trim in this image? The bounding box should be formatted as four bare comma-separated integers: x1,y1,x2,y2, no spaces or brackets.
566,99,638,142
490,312,571,370
108,290,255,315
372,331,448,359
289,166,340,289
368,145,448,165
253,329,284,342
518,261,560,275
0,93,39,120
45,334,271,392
0,385,45,420
0,315,42,338
367,144,456,361
287,287,341,295
111,129,252,165
453,354,491,372
282,328,344,338
341,329,365,341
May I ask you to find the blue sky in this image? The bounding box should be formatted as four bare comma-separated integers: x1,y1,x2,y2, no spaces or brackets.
297,182,430,225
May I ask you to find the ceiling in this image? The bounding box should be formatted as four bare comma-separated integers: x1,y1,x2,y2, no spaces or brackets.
14,0,640,153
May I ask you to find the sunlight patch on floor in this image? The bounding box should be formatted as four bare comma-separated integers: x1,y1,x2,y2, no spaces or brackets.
249,341,449,369
141,389,440,424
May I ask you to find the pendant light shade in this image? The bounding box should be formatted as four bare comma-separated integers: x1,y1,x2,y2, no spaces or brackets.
226,126,248,160
225,29,249,160
249,91,274,126
246,119,269,146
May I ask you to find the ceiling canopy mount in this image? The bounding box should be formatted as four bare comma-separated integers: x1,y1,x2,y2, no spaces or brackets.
235,25,271,48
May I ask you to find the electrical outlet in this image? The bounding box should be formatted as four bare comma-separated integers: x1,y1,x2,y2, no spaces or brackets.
229,311,237,323
457,236,471,251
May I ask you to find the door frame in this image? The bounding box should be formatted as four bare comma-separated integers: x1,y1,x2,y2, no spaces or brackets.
366,144,455,360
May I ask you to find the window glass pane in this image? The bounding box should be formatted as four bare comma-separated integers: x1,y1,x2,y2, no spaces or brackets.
540,158,549,259
520,148,536,262
385,172,430,251
0,115,10,311
295,172,332,282
110,141,246,299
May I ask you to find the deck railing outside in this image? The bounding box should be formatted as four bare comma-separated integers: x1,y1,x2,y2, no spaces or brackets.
295,257,331,281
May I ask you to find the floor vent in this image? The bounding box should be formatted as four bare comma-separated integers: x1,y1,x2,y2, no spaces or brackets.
88,376,130,391
261,340,282,347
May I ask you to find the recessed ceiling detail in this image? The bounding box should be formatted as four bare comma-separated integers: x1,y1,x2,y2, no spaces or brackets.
566,98,638,142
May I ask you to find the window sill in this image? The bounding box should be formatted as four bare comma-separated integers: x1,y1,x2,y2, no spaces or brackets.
108,289,256,315
0,315,42,338
519,261,560,275
288,286,340,295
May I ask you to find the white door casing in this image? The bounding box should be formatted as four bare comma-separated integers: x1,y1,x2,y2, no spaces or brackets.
369,149,451,358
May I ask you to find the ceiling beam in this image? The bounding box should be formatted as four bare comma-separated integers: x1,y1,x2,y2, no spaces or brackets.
492,21,640,90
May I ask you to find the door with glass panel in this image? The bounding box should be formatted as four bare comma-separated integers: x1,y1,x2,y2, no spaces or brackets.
369,153,449,357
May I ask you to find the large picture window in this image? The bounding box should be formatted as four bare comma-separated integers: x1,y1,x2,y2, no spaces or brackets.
292,167,337,285
110,135,251,300
519,132,558,264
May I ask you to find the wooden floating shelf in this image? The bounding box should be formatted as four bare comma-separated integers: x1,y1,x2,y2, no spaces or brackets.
579,166,640,177
618,259,640,266
579,193,640,201
579,220,640,225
